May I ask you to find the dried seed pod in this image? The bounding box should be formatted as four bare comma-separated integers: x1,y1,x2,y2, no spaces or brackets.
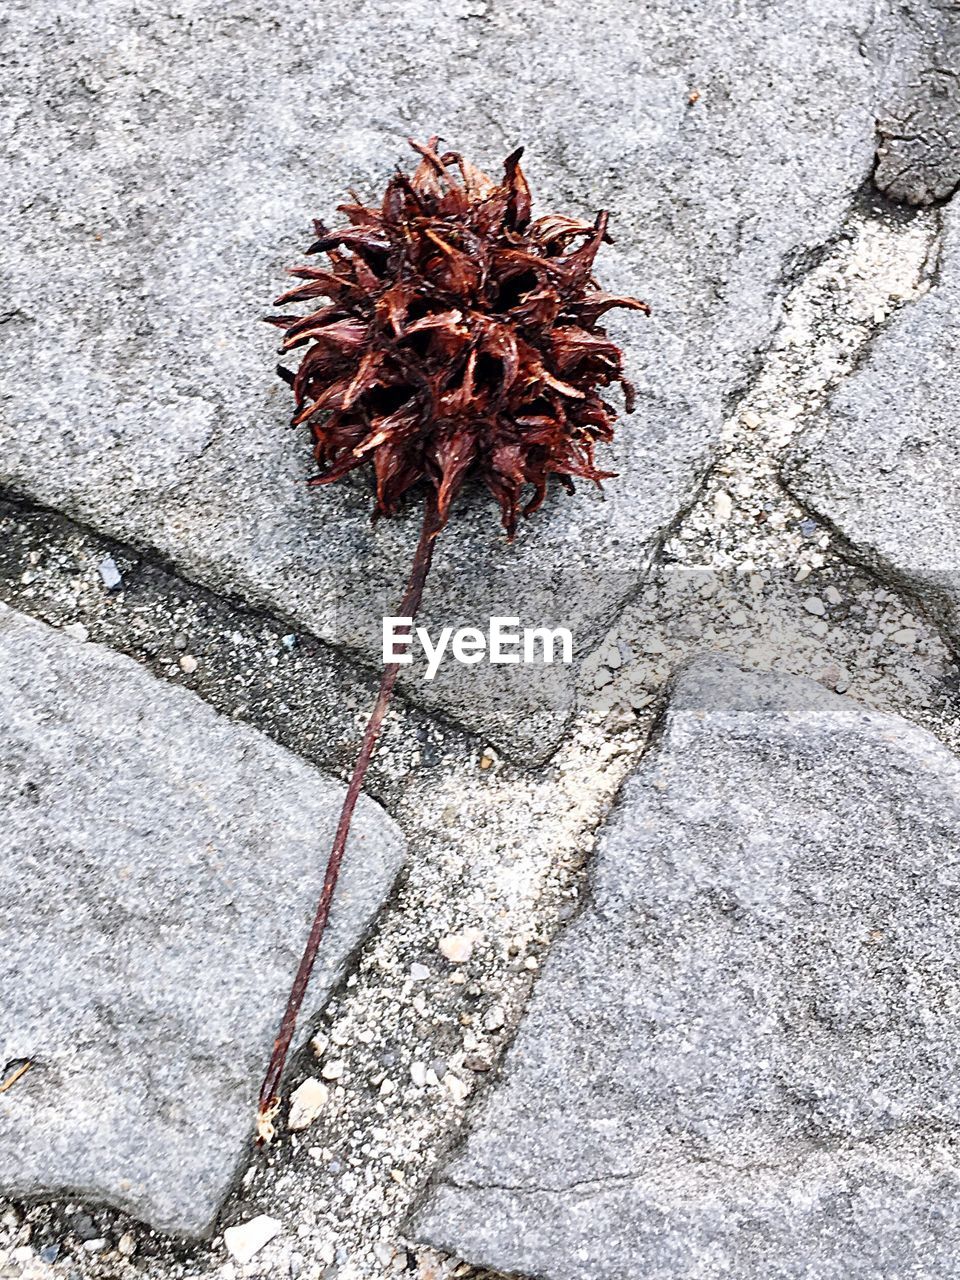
257,142,647,1135
269,137,648,535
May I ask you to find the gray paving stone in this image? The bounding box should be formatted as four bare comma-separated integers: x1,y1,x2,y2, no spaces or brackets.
874,0,960,205
0,0,882,758
784,205,960,645
414,658,960,1279
0,604,404,1238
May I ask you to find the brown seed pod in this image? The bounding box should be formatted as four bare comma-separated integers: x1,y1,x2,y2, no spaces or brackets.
257,142,647,1136
269,137,648,535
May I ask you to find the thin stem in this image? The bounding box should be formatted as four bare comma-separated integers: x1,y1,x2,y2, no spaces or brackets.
257,492,443,1140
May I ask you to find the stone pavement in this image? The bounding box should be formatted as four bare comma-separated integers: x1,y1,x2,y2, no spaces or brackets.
874,0,960,205
2,0,883,757
1,0,959,1277
415,658,960,1278
784,204,960,647
0,605,404,1238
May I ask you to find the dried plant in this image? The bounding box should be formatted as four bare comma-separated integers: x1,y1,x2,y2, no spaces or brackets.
258,138,647,1138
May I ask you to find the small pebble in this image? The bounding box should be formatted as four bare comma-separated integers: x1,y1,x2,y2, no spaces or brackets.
173,632,188,651
288,1077,329,1131
62,622,89,643
890,628,917,646
409,963,430,981
117,1233,137,1258
83,1239,107,1254
373,1241,395,1267
98,557,123,591
803,597,826,616
179,654,198,674
482,1005,506,1032
321,1059,344,1081
223,1216,282,1264
824,585,842,605
714,490,733,521
439,933,474,964
39,1244,61,1264
443,1072,470,1104
281,633,298,650
409,1061,427,1088
463,1052,493,1072
71,1214,98,1242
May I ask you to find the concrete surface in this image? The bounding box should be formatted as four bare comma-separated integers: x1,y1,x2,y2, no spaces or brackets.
0,605,404,1238
784,205,960,647
0,0,883,757
415,657,960,1279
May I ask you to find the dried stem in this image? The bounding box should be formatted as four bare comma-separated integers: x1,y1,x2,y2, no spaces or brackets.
257,491,443,1140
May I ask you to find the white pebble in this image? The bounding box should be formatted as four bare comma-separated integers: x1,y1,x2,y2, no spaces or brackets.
439,933,474,964
443,1072,470,1103
62,622,90,642
288,1077,329,1131
179,654,198,674
714,490,733,521
320,1059,344,1081
890,628,917,646
803,597,826,616
223,1216,282,1264
482,1005,506,1032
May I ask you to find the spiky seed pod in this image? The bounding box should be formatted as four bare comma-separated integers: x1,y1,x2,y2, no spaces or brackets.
256,142,648,1137
269,138,648,536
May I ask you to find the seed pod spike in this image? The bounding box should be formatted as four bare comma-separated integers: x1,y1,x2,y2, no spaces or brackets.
258,140,646,1136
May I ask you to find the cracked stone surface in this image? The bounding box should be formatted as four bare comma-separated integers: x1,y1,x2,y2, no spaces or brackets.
0,0,883,759
784,204,960,646
874,0,960,205
415,657,960,1279
0,604,404,1239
